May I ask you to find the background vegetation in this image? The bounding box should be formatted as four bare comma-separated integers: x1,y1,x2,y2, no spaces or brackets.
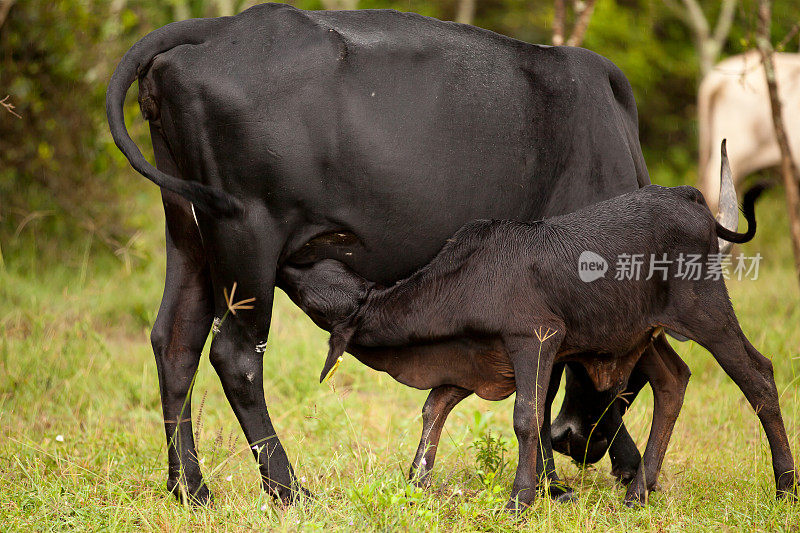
2,0,800,530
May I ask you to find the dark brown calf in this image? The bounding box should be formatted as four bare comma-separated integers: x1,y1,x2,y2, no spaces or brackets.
281,169,795,510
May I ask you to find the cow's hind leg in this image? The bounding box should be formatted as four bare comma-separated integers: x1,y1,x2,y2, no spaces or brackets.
409,385,472,486
623,335,690,506
678,302,797,499
207,245,308,505
151,128,214,504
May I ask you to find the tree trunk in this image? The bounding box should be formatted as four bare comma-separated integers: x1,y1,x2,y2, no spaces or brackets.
566,0,597,47
756,0,800,287
663,0,737,79
553,0,566,46
455,0,476,25
320,0,358,10
0,0,15,29
553,0,596,47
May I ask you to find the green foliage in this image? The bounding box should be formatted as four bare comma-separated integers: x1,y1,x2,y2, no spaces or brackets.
470,429,510,491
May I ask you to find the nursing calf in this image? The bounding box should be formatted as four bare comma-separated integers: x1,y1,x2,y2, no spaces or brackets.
282,177,795,510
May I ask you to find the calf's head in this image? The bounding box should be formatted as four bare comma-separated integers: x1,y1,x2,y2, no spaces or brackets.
280,259,374,331
280,259,374,383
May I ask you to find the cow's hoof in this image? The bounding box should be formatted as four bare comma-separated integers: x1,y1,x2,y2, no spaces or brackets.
611,465,638,486
294,485,314,502
550,485,577,503
278,485,313,507
167,479,212,506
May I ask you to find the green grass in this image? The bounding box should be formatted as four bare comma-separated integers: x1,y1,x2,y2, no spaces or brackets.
1,189,800,531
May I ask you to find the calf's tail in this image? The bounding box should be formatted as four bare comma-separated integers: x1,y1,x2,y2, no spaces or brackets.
106,16,243,217
715,139,768,251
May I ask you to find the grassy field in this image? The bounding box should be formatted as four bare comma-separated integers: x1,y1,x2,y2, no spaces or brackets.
2,188,800,531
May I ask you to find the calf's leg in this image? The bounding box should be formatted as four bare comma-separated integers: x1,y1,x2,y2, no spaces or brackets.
505,326,565,512
409,385,472,486
624,335,690,506
678,305,797,498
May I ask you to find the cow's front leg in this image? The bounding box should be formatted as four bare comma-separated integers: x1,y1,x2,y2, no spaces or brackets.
505,327,564,512
536,363,575,502
409,385,472,486
209,286,306,505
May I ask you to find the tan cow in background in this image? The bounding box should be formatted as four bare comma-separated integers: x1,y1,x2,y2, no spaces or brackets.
699,50,800,210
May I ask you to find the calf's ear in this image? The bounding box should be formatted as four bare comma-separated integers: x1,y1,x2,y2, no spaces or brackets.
320,326,355,383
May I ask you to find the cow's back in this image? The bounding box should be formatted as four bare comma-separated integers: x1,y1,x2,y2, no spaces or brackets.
144,3,647,283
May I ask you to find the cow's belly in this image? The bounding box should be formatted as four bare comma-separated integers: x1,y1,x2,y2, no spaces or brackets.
349,338,516,401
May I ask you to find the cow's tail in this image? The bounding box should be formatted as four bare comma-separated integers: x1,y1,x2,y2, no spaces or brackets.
105,17,243,217
715,141,768,247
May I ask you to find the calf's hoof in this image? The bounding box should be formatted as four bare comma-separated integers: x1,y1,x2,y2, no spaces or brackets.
622,495,646,509
776,471,798,500
409,467,432,488
504,496,531,514
623,485,648,508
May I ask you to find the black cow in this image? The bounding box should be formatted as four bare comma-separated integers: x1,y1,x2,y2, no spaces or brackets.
108,2,659,504
280,173,797,510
